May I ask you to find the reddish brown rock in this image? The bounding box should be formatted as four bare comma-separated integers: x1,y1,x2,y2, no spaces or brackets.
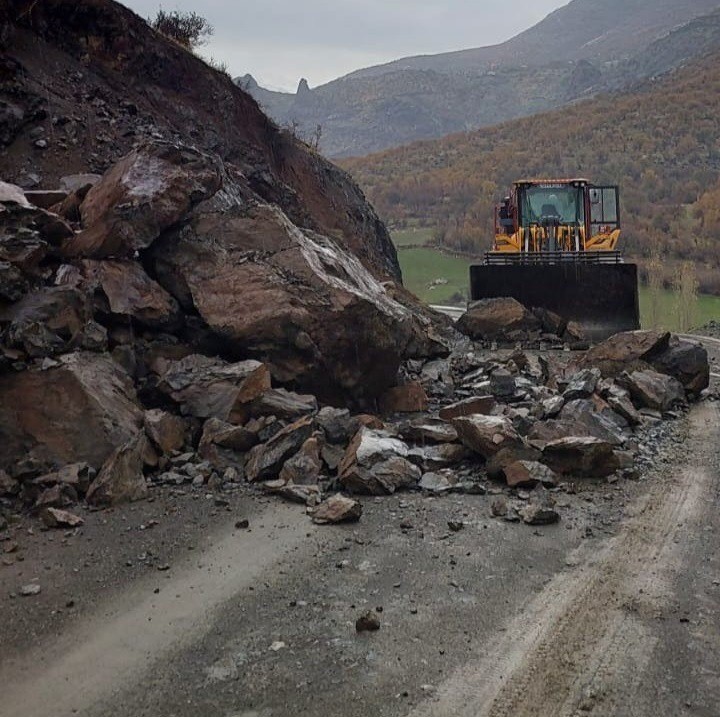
619,370,686,411
452,415,523,459
158,354,271,422
485,444,542,479
439,396,496,421
143,409,187,454
0,352,143,474
150,194,416,402
34,483,78,510
279,435,323,485
581,330,671,375
503,460,559,489
75,260,180,328
399,419,458,444
198,423,256,471
4,287,91,357
379,382,429,414
86,433,149,506
65,142,222,258
457,297,540,340
311,494,362,524
245,416,315,482
236,388,318,423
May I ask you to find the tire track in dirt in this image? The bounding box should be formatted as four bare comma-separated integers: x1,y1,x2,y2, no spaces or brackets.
409,402,715,717
0,503,312,717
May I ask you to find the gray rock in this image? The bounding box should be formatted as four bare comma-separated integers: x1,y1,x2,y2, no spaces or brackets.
399,418,458,444
316,406,354,444
419,471,457,493
563,368,600,401
620,370,686,412
489,369,516,398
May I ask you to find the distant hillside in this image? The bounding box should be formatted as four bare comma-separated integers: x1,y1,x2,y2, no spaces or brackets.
238,0,720,157
346,0,720,77
608,6,720,86
342,52,720,293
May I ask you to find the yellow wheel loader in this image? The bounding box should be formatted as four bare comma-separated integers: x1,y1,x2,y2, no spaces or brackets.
469,178,639,339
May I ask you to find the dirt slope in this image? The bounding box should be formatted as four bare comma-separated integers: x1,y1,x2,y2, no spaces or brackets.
0,0,400,279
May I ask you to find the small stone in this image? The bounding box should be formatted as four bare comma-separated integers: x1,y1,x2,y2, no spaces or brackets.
311,494,362,524
447,521,464,532
269,640,286,651
491,497,508,517
39,507,84,529
235,519,250,529
20,583,41,596
355,611,381,632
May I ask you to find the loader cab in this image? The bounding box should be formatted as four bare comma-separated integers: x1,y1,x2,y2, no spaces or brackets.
518,183,585,230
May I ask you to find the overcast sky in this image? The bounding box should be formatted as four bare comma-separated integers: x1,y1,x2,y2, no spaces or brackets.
120,0,568,91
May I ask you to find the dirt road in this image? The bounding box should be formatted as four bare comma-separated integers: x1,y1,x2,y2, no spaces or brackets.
1,403,719,717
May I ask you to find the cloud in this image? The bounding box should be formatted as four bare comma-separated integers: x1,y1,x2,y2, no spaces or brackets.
120,0,568,90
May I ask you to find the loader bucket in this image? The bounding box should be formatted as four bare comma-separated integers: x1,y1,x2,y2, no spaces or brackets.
469,262,640,340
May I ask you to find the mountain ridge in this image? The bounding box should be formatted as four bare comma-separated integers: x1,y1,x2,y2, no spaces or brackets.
239,0,720,157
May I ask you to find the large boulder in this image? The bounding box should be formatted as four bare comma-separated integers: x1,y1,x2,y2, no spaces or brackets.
619,370,687,412
63,142,222,258
157,354,271,422
151,196,416,402
0,352,143,474
581,330,670,376
650,339,709,397
457,297,540,340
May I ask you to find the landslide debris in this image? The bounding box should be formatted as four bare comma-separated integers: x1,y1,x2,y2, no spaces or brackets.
0,0,712,543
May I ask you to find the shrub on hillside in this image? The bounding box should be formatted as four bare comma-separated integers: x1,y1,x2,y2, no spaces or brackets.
149,9,213,50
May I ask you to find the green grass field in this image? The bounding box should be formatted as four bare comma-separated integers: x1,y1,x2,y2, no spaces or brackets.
391,227,436,247
394,244,720,331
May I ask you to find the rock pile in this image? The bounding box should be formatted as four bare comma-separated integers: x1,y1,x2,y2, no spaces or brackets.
0,139,452,526
0,0,711,531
